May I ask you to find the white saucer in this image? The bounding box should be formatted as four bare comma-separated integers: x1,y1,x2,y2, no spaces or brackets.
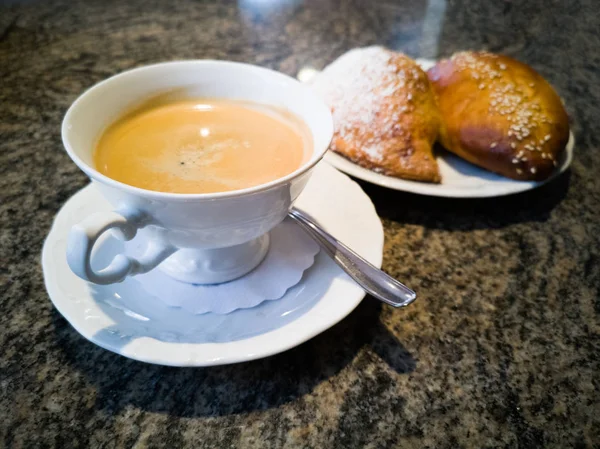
301,58,574,198
42,163,383,366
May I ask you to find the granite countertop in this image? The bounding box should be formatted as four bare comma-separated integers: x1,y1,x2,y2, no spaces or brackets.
1,0,599,447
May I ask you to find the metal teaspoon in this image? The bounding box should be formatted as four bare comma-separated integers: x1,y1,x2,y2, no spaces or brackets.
288,208,417,308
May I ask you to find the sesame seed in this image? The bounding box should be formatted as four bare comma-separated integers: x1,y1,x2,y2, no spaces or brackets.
521,157,528,161
553,160,558,167
490,142,497,148
530,167,537,174
452,52,553,150
544,134,551,141
541,153,547,159
512,158,519,164
516,168,523,174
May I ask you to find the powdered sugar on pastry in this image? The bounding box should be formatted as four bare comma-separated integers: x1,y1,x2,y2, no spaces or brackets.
309,47,441,183
312,47,413,159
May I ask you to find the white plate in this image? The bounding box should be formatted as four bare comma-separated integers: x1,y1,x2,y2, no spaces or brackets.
42,163,383,366
302,58,574,198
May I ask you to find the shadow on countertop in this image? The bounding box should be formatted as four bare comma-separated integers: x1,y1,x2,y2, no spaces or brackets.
51,299,415,418
359,170,571,231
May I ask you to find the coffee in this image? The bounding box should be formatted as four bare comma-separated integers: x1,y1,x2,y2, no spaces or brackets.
94,97,310,194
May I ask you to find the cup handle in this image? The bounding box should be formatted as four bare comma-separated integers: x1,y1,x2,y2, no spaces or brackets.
66,208,176,285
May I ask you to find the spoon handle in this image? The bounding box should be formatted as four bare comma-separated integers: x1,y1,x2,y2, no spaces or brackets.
288,208,417,308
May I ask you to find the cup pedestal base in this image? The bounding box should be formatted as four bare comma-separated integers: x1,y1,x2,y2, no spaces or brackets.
157,234,270,284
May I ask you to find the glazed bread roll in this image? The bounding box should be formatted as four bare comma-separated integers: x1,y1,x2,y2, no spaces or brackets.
310,46,442,183
427,52,570,181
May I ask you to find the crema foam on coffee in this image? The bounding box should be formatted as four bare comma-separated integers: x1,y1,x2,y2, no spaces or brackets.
94,97,311,194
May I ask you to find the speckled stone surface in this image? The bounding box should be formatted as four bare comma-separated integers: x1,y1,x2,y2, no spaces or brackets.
1,0,599,447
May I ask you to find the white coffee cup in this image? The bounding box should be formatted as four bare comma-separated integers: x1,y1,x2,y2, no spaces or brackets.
63,60,333,285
